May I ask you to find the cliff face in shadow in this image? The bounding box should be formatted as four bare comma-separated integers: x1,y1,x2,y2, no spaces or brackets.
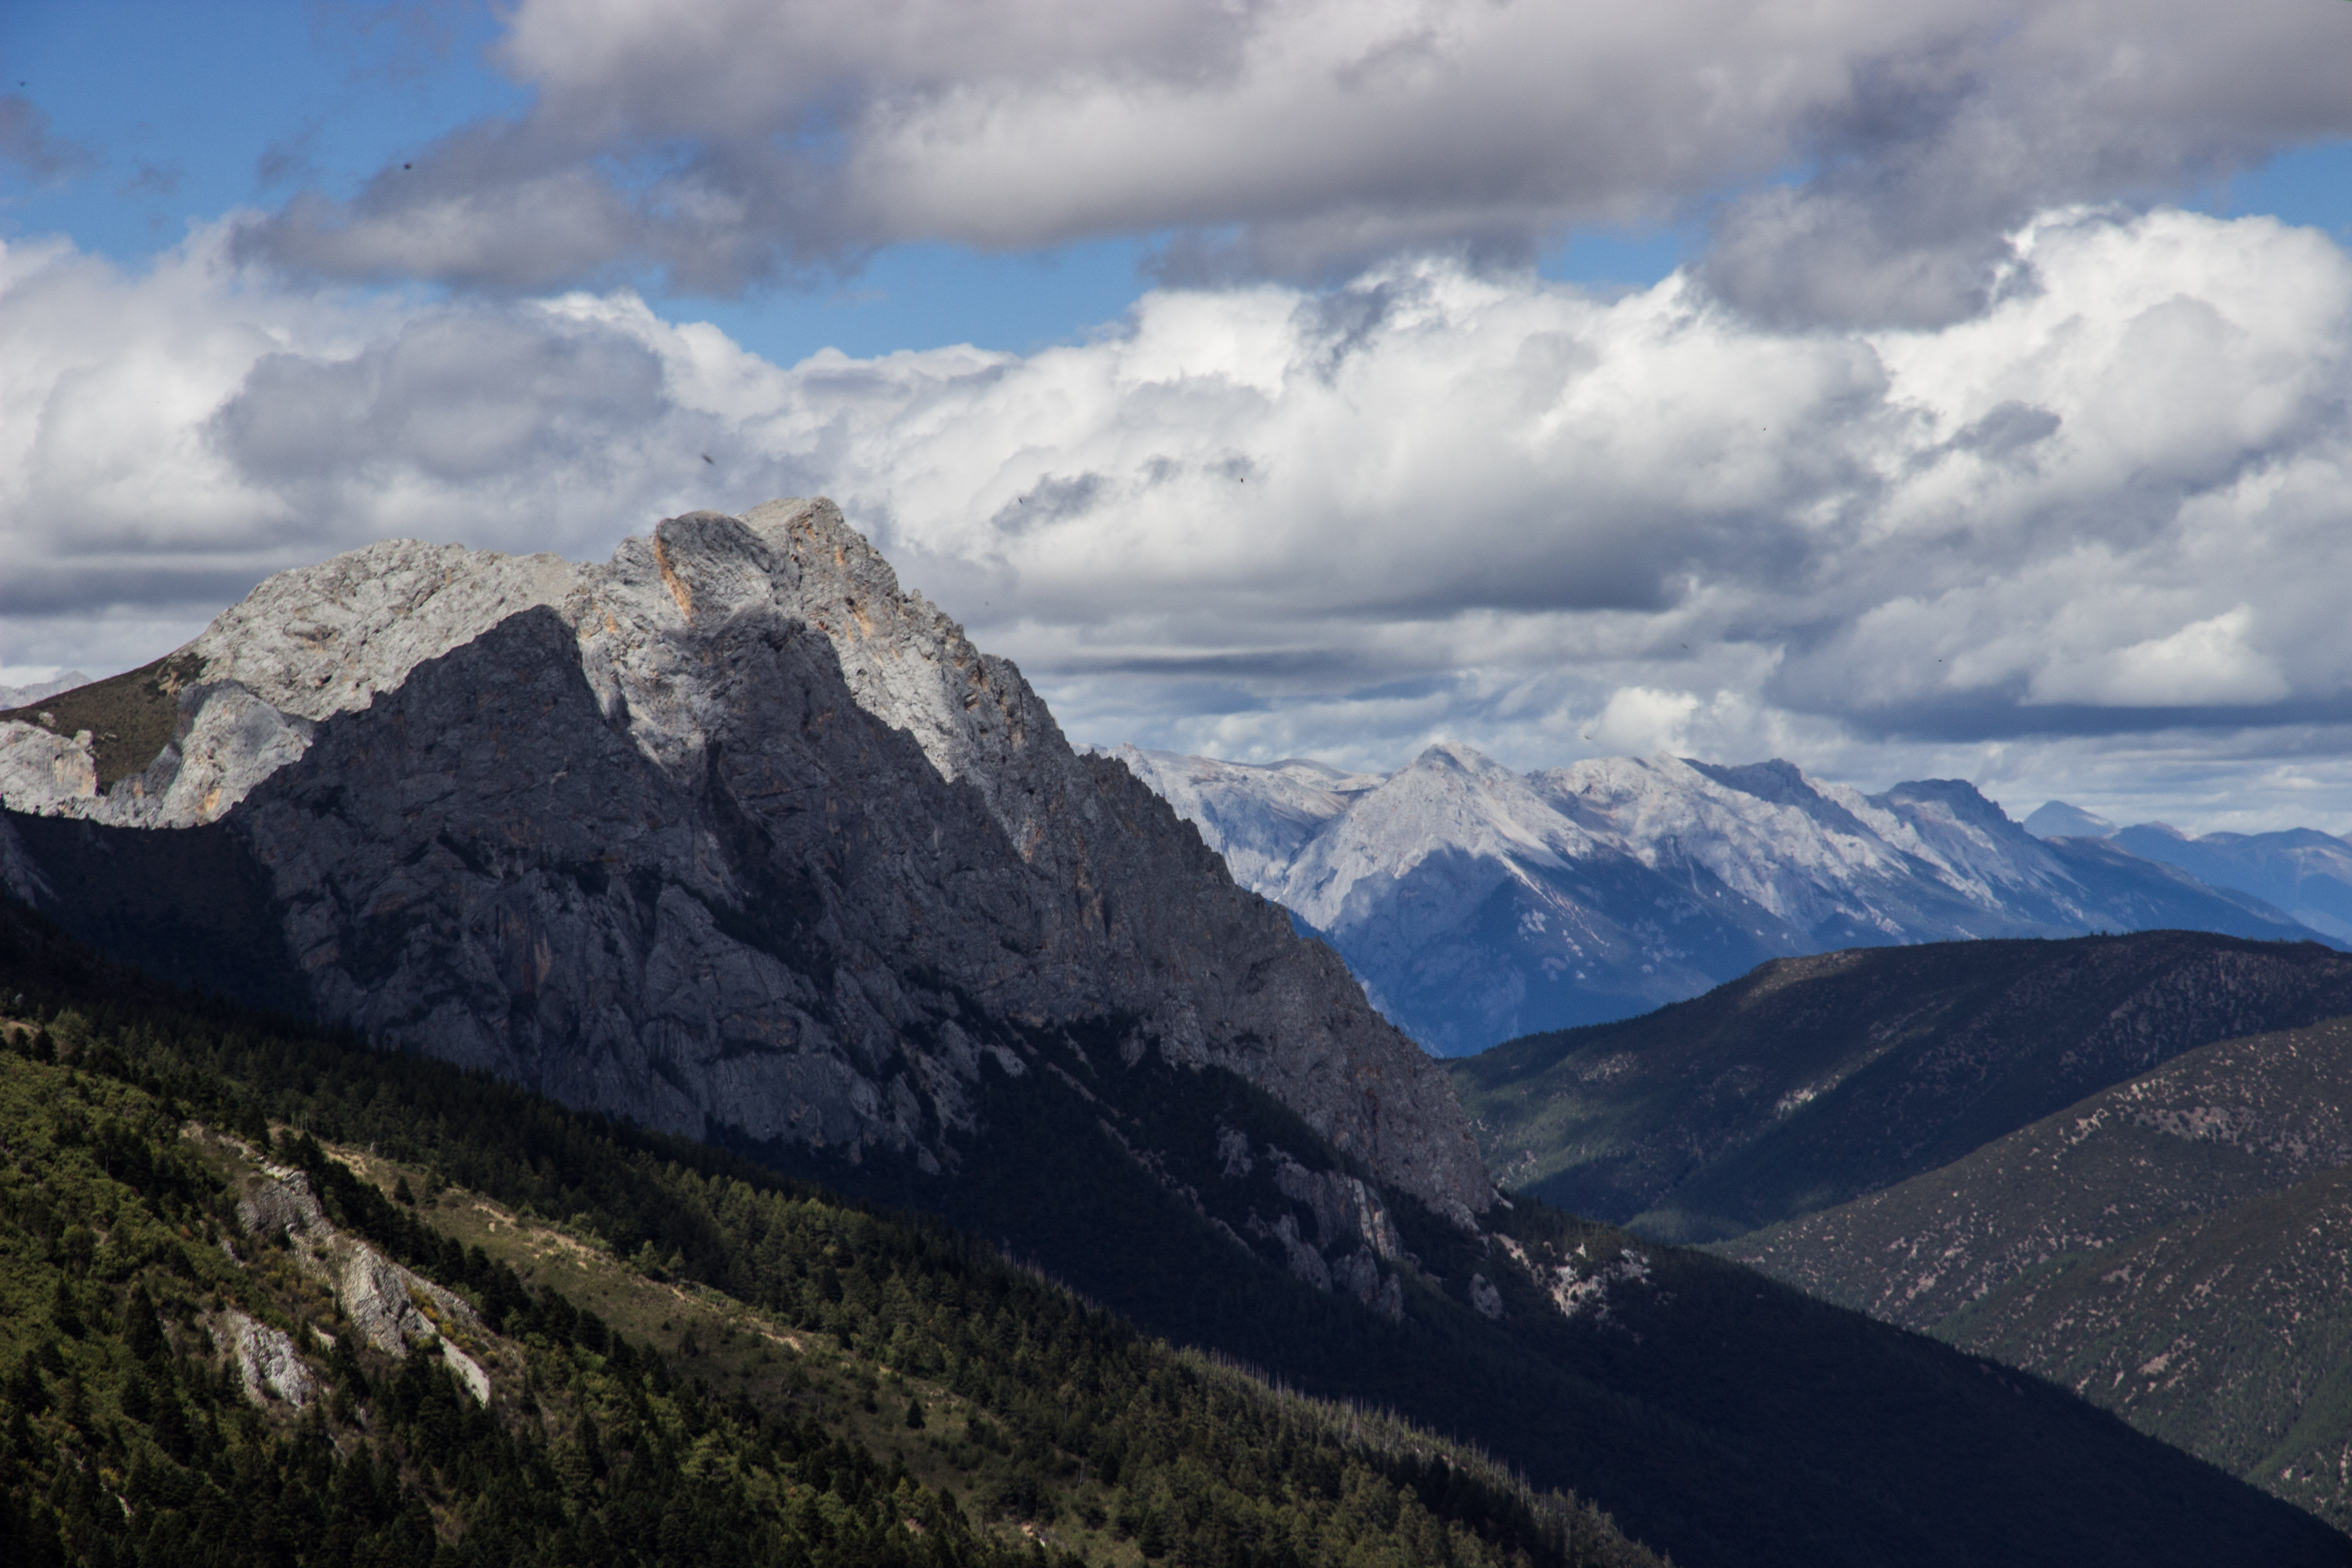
0,500,1490,1225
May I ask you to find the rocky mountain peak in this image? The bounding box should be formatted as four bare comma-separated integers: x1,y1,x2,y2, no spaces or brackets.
1,500,1493,1225
184,538,579,725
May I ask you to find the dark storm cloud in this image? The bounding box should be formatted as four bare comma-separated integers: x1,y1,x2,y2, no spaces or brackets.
0,564,279,618
1698,1,2352,326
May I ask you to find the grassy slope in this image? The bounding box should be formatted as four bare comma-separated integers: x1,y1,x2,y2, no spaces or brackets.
0,652,198,788
755,1005,2352,1568
1714,1015,2352,1329
1941,1161,2352,1533
1449,933,2352,1242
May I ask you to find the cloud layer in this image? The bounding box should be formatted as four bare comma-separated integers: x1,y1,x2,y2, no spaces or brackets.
8,203,2352,828
235,0,2352,322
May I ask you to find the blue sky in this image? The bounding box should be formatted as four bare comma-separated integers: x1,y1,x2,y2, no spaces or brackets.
10,0,2352,832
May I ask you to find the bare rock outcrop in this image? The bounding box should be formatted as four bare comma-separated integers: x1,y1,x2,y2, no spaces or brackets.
341,1243,484,1362
223,1312,318,1409
0,724,98,816
227,1161,493,1403
236,1168,330,1242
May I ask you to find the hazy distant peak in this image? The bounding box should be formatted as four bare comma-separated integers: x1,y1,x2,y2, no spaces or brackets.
1406,740,1510,776
0,671,93,710
2023,800,2119,840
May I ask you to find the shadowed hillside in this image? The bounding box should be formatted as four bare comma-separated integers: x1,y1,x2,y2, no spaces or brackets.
1451,931,2352,1241
4,902,2345,1568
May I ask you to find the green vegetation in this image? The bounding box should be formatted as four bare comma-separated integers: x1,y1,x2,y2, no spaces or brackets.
1449,933,2352,1242
760,1001,2352,1568
0,921,1654,1568
3,903,2345,1568
1940,1160,2352,1533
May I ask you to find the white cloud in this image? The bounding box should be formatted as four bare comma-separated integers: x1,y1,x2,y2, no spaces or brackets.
2028,607,2289,708
236,0,2352,318
9,204,2352,828
1589,687,1703,756
0,224,789,672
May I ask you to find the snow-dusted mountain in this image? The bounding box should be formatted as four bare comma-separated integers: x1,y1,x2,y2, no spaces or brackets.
1102,750,1385,893
1103,744,2334,1054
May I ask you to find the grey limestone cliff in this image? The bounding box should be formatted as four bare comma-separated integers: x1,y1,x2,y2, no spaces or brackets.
0,500,1490,1227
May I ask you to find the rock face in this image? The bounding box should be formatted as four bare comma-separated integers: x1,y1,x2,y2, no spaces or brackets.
1110,742,2333,1053
226,1161,496,1405
0,500,1489,1222
223,1312,317,1409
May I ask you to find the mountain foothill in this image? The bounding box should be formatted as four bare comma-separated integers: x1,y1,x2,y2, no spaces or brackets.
4,499,2351,1567
1455,932,2352,1536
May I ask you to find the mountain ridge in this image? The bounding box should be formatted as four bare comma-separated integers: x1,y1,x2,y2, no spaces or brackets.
1110,742,2332,1052
7,504,2348,1567
1705,1008,2352,1534
1715,1012,2352,1330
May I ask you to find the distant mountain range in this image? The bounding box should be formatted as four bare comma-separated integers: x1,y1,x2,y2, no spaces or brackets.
2027,799,2352,942
1110,744,2342,1054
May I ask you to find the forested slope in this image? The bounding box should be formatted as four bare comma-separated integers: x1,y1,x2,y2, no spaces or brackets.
0,947,1648,1567
2,904,2343,1568
1718,1013,2352,1532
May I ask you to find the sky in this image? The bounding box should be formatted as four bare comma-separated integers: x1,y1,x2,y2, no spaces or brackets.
7,2,2352,834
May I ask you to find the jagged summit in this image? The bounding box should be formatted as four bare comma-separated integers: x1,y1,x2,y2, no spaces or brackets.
0,500,1491,1227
